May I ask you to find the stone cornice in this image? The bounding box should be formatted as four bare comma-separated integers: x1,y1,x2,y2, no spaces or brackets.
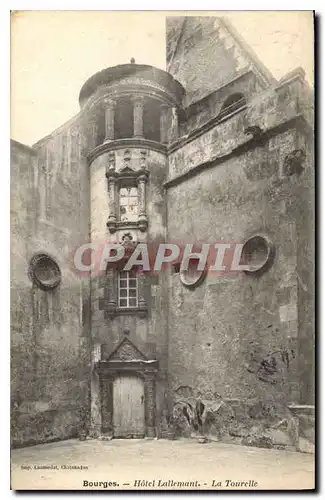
164,115,312,189
79,63,185,108
105,305,148,318
96,359,158,377
88,138,167,164
168,104,247,154
276,67,309,90
183,69,256,119
106,219,148,234
86,85,180,112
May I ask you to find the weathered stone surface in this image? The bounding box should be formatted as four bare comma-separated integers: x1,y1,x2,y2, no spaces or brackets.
11,15,314,449
298,437,315,455
166,16,271,106
170,395,313,453
11,128,91,447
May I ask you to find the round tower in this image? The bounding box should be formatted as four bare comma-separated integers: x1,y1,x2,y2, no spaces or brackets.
81,61,184,439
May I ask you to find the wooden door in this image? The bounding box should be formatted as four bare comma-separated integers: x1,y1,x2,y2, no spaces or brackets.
113,375,145,438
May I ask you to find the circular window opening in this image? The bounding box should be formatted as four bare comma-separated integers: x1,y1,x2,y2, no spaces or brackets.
30,254,61,290
241,236,274,274
180,259,207,288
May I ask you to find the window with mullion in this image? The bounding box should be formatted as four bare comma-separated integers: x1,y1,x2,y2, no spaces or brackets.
118,270,138,308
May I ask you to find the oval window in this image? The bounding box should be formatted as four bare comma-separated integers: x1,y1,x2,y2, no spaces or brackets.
29,253,61,290
241,235,275,274
180,259,207,288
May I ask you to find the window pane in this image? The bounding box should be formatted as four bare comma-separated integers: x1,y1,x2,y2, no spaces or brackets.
129,289,137,297
129,279,137,287
119,299,127,307
119,279,127,287
129,298,137,307
120,289,127,297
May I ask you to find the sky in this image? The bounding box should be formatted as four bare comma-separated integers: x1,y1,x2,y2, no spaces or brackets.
11,11,314,146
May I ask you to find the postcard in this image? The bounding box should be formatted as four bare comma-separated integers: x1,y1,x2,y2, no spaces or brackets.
10,10,315,491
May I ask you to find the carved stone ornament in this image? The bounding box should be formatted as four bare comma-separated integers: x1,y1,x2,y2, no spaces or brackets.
140,150,147,169
283,149,306,176
107,337,148,362
121,232,137,250
123,149,132,168
29,253,61,290
107,151,116,172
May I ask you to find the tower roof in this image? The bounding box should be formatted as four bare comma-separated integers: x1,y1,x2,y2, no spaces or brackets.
79,63,185,107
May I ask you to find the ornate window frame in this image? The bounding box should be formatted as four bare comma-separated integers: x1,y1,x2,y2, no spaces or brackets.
106,162,149,234
105,261,148,318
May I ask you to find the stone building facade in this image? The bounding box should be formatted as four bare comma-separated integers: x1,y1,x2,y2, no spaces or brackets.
11,16,314,448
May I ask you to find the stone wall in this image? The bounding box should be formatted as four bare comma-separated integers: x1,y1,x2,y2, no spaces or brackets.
165,71,313,410
167,17,251,106
11,112,91,446
166,16,274,107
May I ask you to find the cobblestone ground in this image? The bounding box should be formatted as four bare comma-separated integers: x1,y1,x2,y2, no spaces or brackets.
11,438,315,491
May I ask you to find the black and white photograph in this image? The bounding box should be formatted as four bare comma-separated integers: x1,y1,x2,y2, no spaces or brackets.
10,10,315,491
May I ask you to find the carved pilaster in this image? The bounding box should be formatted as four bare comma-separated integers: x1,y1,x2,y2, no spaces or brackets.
123,149,132,169
106,267,117,317
144,371,156,438
90,343,102,437
101,377,113,436
133,97,144,138
104,99,116,141
137,173,148,232
107,152,116,173
106,174,117,233
137,272,148,315
160,104,169,144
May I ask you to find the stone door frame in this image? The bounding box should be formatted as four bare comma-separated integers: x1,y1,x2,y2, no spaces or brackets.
96,360,158,438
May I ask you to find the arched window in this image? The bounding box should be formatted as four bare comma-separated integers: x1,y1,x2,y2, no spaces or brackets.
114,97,133,139
219,93,246,118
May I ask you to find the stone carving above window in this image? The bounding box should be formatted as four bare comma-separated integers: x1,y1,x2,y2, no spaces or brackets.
123,149,132,168
120,231,137,249
107,152,116,172
29,253,61,290
107,337,148,362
